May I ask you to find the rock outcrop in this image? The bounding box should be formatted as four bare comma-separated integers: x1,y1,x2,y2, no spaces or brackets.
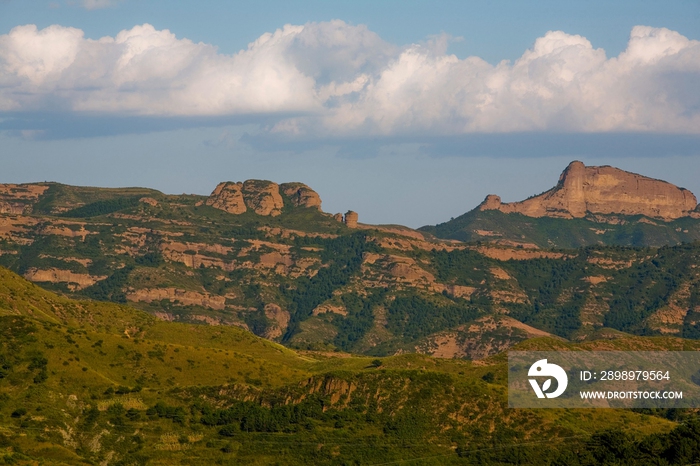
242,180,284,216
139,197,159,207
126,287,226,310
206,182,247,214
479,161,697,221
263,303,290,339
0,202,25,215
280,183,322,210
24,268,106,290
344,211,358,228
478,194,503,211
206,180,323,217
0,184,49,215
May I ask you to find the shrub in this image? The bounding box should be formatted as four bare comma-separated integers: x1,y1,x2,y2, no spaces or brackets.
219,424,240,437
221,441,241,453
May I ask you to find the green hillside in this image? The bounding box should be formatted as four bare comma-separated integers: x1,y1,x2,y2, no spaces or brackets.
3,267,700,464
31,183,164,216
432,241,700,339
420,209,700,248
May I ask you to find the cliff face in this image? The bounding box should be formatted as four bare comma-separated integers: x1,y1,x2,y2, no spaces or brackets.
206,180,322,216
0,184,49,214
479,161,698,221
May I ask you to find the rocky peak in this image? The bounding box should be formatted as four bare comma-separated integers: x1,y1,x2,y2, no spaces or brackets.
206,180,323,217
478,194,503,211
480,161,698,221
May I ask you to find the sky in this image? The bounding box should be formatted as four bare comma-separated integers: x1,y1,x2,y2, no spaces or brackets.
1,0,699,228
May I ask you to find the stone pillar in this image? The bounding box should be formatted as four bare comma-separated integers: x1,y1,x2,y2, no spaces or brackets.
344,210,358,228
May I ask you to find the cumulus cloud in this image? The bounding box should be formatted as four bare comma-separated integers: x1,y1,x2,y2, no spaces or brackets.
0,21,698,138
305,26,700,137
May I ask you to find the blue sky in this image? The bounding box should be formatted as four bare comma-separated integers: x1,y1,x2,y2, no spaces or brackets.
1,0,699,227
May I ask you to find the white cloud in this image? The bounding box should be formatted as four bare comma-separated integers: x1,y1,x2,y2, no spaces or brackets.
308,26,700,136
0,21,698,136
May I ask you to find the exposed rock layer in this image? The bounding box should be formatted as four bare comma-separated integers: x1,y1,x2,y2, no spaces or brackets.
126,287,227,310
0,184,49,214
479,161,698,221
24,268,106,290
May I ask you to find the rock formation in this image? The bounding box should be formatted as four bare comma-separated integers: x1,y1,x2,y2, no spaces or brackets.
333,213,344,222
0,202,25,215
280,183,322,210
479,161,698,221
24,268,106,290
479,194,503,211
126,287,227,310
206,180,323,217
263,303,290,339
139,197,159,207
242,180,284,216
206,182,247,214
344,211,358,228
0,183,49,215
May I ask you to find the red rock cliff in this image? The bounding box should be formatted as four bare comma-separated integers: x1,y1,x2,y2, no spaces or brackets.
479,161,697,221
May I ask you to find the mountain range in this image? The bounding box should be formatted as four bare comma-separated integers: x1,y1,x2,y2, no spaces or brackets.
2,161,700,463
0,161,699,358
